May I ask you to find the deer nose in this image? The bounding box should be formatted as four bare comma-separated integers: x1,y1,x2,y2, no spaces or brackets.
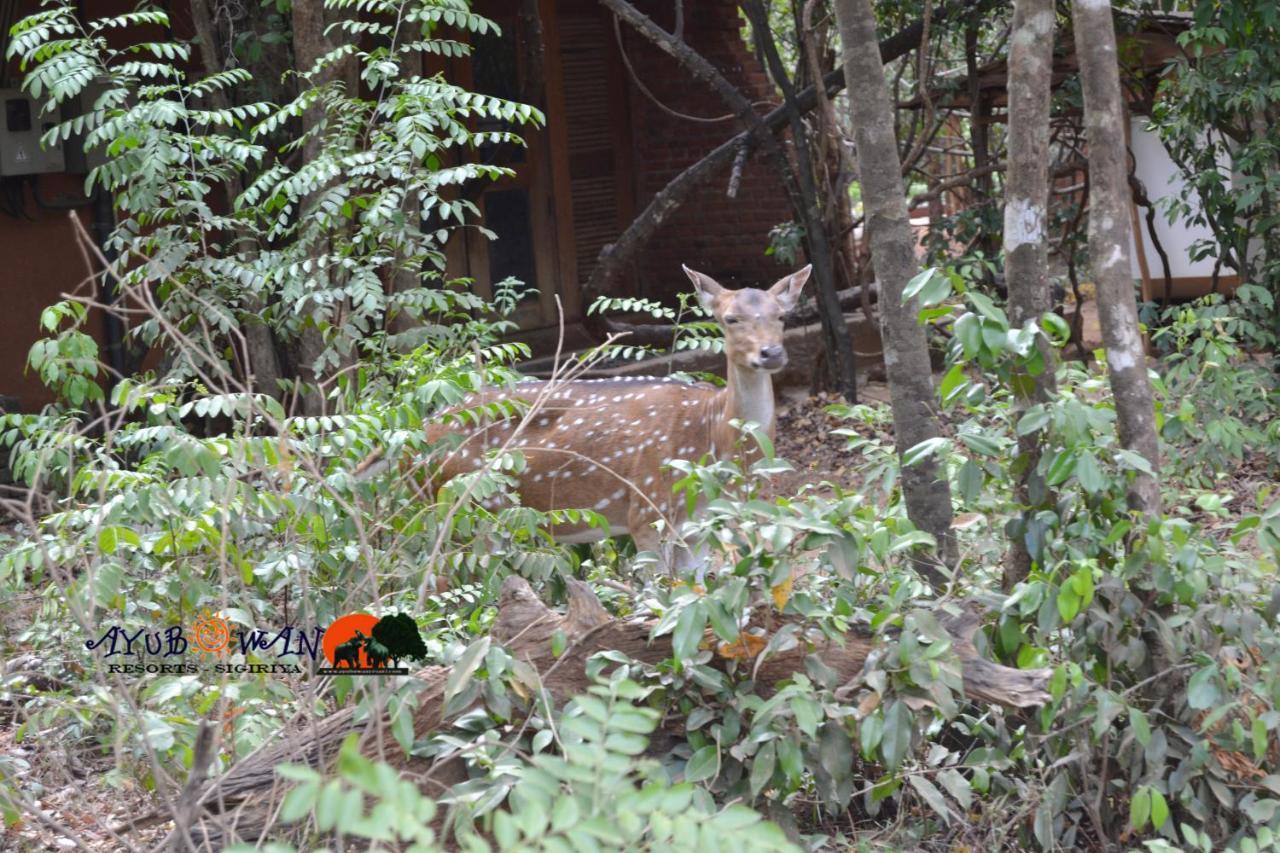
760,345,785,361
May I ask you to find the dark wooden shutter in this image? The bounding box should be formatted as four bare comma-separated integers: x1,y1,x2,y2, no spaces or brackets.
556,6,632,288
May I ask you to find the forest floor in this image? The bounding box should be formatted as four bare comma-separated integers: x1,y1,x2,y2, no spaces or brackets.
4,290,1276,849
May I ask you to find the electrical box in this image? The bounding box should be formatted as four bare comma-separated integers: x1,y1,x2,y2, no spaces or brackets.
62,81,111,175
0,89,65,176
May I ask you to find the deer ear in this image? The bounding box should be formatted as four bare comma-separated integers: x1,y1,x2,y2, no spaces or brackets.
683,265,725,313
768,265,811,313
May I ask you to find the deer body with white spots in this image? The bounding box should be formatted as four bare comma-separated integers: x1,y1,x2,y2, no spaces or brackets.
415,265,810,574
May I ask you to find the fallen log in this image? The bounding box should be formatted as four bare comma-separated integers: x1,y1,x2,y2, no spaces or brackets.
162,577,1049,848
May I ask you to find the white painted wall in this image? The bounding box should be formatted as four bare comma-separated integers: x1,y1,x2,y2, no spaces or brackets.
1127,118,1228,280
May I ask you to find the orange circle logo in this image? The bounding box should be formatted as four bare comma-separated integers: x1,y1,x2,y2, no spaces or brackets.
322,613,380,668
190,611,231,656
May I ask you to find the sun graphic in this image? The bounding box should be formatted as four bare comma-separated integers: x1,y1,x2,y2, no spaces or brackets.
189,609,232,658
322,613,380,668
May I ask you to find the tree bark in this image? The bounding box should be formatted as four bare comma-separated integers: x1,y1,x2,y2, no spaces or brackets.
189,0,284,400
742,0,859,402
164,577,1049,848
290,1,355,416
1002,0,1057,588
1071,0,1161,518
964,16,998,266
834,0,957,581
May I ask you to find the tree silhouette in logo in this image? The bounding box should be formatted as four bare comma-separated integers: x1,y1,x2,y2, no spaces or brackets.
371,613,428,669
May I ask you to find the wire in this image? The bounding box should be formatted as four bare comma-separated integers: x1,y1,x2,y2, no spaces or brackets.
612,13,760,125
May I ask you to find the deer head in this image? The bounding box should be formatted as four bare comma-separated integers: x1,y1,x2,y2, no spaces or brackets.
682,265,812,373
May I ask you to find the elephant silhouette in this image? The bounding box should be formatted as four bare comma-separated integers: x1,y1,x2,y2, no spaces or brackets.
364,638,392,669
333,630,367,668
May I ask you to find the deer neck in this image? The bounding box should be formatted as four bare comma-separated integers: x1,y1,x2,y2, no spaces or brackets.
720,361,776,438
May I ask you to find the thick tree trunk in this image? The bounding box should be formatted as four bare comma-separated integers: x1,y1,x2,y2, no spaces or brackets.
189,0,284,400
163,577,1048,848
834,0,957,581
1071,0,1161,518
1002,0,1057,588
290,2,355,416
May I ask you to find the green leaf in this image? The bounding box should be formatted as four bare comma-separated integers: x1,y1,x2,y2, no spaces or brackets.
1056,584,1081,622
903,437,949,467
958,432,1002,457
1187,665,1221,710
1130,708,1152,747
1150,787,1169,829
777,735,803,784
939,364,968,403
684,744,718,783
1040,311,1070,344
967,290,1008,325
1130,785,1151,831
957,458,982,502
749,741,776,795
1045,449,1078,486
880,700,912,772
902,267,951,307
955,313,982,358
672,601,707,662
937,767,972,810
908,774,952,823
1075,451,1106,494
97,525,141,555
790,695,821,739
1016,406,1050,436
444,636,490,707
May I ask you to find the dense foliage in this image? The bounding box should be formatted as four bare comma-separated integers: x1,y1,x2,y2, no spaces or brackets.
0,1,1278,852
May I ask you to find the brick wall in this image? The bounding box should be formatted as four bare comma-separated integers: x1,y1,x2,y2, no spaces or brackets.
621,0,794,301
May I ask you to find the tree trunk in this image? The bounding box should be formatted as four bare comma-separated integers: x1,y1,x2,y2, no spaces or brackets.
1071,0,1161,518
165,577,1049,848
964,16,998,267
834,0,957,582
742,0,859,402
189,0,284,400
290,1,354,416
1002,0,1057,588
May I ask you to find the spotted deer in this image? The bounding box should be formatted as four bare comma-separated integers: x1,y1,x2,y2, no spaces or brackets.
368,265,810,574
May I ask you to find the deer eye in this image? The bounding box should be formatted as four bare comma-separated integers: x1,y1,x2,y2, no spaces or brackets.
724,316,741,325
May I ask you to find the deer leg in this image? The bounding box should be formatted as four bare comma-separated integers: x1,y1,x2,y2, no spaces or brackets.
628,500,680,574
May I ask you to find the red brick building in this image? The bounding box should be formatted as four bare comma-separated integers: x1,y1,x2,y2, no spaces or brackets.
0,0,790,409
